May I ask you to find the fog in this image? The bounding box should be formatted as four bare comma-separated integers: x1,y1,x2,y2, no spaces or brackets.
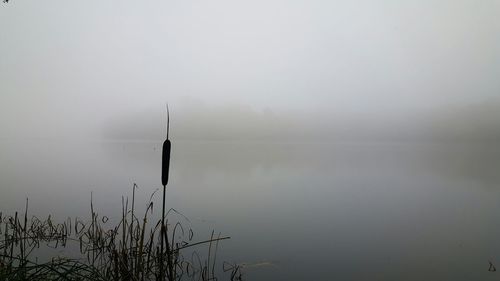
1,0,499,142
103,98,500,142
1,2,500,280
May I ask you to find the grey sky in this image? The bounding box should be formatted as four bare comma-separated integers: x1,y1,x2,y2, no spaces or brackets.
1,0,499,140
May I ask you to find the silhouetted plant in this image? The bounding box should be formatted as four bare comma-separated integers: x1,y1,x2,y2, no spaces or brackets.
0,187,239,280
0,107,242,280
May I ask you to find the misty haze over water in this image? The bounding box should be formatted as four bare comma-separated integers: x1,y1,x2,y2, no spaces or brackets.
1,98,499,280
1,138,500,280
1,0,500,280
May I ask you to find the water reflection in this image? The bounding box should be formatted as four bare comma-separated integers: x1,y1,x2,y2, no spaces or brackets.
1,140,500,280
424,142,500,187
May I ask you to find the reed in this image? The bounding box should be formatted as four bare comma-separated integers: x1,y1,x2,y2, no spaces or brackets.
0,187,241,280
0,107,243,280
160,104,172,281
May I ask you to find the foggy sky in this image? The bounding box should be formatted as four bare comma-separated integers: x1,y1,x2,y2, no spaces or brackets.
1,0,499,140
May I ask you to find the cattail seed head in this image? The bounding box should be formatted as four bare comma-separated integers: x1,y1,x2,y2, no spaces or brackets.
161,139,171,186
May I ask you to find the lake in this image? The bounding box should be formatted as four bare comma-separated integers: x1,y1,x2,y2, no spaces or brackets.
1,139,499,280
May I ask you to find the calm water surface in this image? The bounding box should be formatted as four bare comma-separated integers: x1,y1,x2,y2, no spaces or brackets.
1,139,500,280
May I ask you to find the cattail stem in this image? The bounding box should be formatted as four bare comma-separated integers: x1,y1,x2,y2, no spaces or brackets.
160,105,171,281
160,184,166,281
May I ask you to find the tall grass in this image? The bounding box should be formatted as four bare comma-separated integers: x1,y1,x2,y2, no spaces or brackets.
1,108,243,280
0,185,242,281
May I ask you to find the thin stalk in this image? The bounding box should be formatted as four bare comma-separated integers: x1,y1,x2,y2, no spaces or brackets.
160,184,166,281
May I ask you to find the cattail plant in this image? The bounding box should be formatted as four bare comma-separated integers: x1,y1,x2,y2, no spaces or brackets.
0,104,240,280
160,104,171,280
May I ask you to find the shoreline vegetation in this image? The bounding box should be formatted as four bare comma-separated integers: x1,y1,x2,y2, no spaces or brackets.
0,184,242,281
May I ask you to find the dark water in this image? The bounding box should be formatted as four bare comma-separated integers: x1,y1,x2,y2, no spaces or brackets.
1,139,500,280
